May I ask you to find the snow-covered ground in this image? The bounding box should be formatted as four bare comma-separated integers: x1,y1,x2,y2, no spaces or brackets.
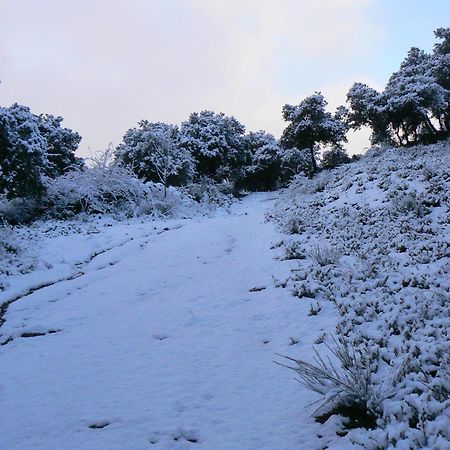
269,142,450,449
0,193,342,450
1,142,448,450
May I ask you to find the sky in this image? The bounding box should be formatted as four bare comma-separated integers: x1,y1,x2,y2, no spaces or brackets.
1,0,449,157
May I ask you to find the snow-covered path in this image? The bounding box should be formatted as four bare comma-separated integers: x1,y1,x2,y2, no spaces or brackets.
0,194,339,450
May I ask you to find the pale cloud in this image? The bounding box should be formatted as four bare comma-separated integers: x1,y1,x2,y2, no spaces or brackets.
0,0,380,157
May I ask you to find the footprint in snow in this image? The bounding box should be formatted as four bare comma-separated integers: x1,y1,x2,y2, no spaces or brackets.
249,286,266,292
153,334,169,341
88,421,110,429
172,429,199,444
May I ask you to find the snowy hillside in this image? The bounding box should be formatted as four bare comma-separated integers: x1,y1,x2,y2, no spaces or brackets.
0,142,448,449
269,141,450,449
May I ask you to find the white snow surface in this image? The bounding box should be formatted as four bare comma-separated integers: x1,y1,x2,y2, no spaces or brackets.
0,193,344,450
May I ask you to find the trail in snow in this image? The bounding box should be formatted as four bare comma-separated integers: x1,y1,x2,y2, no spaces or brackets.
0,193,341,450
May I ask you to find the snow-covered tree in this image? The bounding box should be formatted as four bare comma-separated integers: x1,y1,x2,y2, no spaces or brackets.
320,147,351,170
178,111,246,181
431,28,450,132
346,83,390,145
280,93,348,173
383,46,448,145
0,104,49,199
115,121,194,192
347,29,450,146
38,114,82,177
0,104,82,200
240,131,282,191
280,148,313,181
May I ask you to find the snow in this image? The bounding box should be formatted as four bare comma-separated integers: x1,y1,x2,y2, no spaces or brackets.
1,141,448,449
0,193,343,450
269,141,450,448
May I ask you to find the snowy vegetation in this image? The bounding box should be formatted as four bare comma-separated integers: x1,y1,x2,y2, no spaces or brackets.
2,28,448,226
269,141,450,448
0,26,449,450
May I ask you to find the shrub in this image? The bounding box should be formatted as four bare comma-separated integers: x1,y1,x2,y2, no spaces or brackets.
0,222,18,256
276,338,399,425
309,243,341,266
321,147,351,170
283,240,305,260
0,196,42,224
185,177,234,208
45,147,154,217
390,191,427,217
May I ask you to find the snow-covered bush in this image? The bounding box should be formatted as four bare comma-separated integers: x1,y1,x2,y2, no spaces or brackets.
279,148,313,181
136,183,196,218
239,131,282,191
115,121,194,189
0,196,41,224
390,191,427,217
45,148,152,218
0,222,18,257
309,243,341,266
320,147,351,170
185,177,234,209
283,240,306,260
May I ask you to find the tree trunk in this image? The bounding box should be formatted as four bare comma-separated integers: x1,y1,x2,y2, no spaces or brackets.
309,146,317,174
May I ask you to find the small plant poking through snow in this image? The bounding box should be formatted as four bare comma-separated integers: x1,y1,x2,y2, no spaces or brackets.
390,191,427,217
309,243,341,266
276,338,400,428
308,302,321,316
283,240,305,260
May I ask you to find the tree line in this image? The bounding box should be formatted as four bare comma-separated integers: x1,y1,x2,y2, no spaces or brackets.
0,28,448,209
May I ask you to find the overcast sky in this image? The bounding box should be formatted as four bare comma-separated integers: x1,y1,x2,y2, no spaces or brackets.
1,0,449,157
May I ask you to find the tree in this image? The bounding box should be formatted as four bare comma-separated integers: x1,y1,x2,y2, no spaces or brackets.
280,93,348,173
115,121,194,193
431,28,450,132
347,29,450,146
38,114,83,177
239,131,282,191
178,111,246,181
383,47,447,144
0,104,82,200
346,83,391,145
320,147,351,170
280,148,313,181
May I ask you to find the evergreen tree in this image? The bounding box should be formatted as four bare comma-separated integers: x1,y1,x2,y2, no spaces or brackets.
240,131,282,191
280,93,348,173
0,104,82,199
347,29,450,146
320,147,351,170
178,111,246,182
346,83,391,144
0,104,47,199
38,114,83,177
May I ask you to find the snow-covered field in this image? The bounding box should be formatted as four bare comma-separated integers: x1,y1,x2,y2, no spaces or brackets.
0,142,449,450
0,193,343,450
